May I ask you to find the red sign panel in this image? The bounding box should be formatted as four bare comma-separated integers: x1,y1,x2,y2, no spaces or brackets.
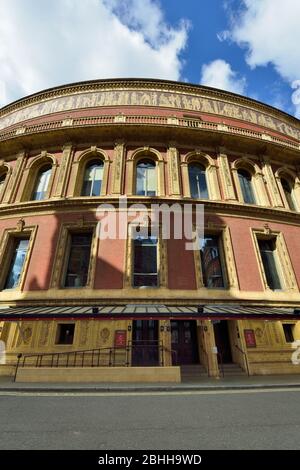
114,330,127,348
244,329,256,348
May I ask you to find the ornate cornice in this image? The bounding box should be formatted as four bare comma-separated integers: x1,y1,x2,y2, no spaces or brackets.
1,196,300,226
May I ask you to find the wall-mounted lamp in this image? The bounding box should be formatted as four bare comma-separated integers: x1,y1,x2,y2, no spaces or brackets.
92,306,99,314
203,326,208,332
127,325,132,332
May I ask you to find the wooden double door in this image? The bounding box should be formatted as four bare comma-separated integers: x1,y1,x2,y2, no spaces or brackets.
171,320,199,365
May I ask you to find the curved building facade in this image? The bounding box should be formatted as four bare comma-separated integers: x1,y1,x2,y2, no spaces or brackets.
0,78,300,381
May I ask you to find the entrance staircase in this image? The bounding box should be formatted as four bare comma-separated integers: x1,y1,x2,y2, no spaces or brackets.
220,363,247,377
180,364,208,382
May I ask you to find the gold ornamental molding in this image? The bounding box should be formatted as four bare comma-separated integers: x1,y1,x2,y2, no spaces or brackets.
1,78,300,142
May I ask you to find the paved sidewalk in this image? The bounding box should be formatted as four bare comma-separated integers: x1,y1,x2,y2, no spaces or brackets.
1,374,300,392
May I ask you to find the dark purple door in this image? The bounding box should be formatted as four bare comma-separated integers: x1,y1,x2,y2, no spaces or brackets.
132,320,159,366
171,320,199,365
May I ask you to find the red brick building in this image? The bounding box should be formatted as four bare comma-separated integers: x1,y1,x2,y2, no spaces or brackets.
0,78,300,382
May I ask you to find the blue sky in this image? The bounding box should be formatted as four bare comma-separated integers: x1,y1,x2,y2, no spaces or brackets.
1,0,300,117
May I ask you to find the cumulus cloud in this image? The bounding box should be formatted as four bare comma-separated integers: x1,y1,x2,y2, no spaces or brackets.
224,0,300,116
0,0,189,107
200,59,246,95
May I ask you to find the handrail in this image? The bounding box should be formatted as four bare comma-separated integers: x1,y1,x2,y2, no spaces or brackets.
235,344,250,376
217,352,224,377
161,346,178,366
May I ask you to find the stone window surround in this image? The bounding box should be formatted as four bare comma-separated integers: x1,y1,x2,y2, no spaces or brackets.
0,223,38,291
251,227,298,292
50,222,99,289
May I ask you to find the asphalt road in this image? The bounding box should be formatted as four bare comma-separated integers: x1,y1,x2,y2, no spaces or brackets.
0,388,300,450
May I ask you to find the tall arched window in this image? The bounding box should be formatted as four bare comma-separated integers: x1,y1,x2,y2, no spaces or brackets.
136,159,156,196
237,169,255,204
31,165,52,201
281,178,296,210
188,163,208,199
0,172,7,197
81,160,104,196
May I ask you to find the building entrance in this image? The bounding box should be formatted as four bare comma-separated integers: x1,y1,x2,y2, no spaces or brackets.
213,320,233,363
131,320,159,366
171,320,199,365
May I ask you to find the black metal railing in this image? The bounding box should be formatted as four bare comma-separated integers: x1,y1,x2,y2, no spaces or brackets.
13,342,177,381
217,352,225,377
235,344,250,376
199,344,210,377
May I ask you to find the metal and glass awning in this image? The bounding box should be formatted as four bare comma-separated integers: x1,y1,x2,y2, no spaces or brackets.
0,304,299,320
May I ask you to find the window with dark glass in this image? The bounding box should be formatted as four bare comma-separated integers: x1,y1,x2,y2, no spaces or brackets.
238,169,256,204
188,163,208,199
136,159,156,196
0,172,7,196
257,238,282,290
282,324,294,343
56,324,75,345
31,165,52,201
81,160,104,196
64,233,92,288
133,235,158,287
4,238,29,289
281,178,296,211
199,235,225,288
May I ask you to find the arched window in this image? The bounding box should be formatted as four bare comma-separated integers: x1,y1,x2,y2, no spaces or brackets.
188,163,208,199
237,169,255,204
281,178,296,210
0,172,7,197
31,165,52,201
81,160,104,196
136,159,156,196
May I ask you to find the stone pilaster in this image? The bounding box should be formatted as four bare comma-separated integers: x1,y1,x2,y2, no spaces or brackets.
3,151,27,204
261,155,284,207
54,143,73,198
217,149,237,201
167,145,181,196
111,142,125,195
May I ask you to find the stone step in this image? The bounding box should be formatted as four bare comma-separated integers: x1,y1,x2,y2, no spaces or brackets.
220,363,247,376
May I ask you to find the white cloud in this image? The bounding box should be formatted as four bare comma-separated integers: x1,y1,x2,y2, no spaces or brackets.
0,0,189,107
224,0,300,116
200,59,246,94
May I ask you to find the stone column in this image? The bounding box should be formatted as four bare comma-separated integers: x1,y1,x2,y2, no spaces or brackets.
157,160,165,196
126,159,134,196
180,162,190,197
253,171,269,206
231,167,243,202
203,320,220,378
207,163,221,200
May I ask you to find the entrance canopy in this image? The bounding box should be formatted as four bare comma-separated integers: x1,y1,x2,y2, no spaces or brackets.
0,304,299,321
